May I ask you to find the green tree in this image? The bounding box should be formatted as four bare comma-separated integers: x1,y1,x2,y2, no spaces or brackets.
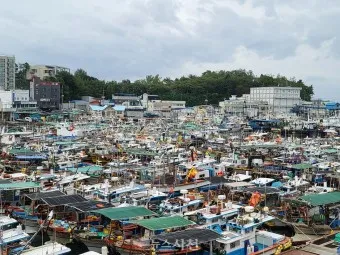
15,62,31,89
49,68,314,106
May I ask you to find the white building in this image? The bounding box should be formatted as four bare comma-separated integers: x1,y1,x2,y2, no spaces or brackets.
112,93,144,118
219,95,268,117
27,65,70,80
0,55,16,90
0,90,14,109
0,90,37,110
141,93,186,117
250,87,301,113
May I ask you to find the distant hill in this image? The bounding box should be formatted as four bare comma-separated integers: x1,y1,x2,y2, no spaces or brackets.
38,69,314,106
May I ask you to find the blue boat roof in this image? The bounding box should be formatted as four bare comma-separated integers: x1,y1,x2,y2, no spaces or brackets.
250,119,281,122
325,102,340,110
15,155,47,160
113,105,126,111
89,105,108,111
70,100,88,103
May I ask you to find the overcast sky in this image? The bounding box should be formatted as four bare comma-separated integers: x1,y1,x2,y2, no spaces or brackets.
1,0,339,100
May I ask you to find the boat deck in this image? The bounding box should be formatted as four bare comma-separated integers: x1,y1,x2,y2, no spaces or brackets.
292,231,340,255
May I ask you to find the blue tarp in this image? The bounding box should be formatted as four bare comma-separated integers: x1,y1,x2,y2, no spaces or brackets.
113,105,126,111
325,102,340,110
89,105,108,111
271,181,283,188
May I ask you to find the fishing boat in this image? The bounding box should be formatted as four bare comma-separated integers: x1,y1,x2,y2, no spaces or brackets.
105,215,200,254
280,176,310,197
184,195,241,231
122,185,168,209
159,190,203,215
20,242,71,255
215,206,292,255
0,215,30,255
55,122,83,137
74,180,146,204
72,206,157,252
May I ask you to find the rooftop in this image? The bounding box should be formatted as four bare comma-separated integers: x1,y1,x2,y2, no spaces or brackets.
251,86,302,90
0,182,41,190
299,191,340,207
93,206,157,220
25,190,65,201
131,215,195,231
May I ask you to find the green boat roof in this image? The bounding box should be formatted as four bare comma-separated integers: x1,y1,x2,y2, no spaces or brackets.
67,165,103,173
323,148,338,154
9,148,36,155
124,149,159,156
54,141,76,145
300,191,340,206
290,163,313,170
0,182,41,190
131,215,195,231
93,206,156,220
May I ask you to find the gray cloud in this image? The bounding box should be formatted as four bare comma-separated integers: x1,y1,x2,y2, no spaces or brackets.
0,0,339,100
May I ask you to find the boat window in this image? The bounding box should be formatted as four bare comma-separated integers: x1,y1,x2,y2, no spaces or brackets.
2,222,19,231
212,218,219,223
245,228,252,233
198,218,207,225
230,241,240,249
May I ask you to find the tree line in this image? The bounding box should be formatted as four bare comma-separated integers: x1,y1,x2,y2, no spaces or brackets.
16,65,314,106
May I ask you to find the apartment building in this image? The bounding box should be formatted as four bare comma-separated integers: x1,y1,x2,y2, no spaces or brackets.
27,65,70,80
0,55,16,90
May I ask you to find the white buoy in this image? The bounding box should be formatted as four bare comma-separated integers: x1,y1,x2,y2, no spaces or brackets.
101,246,108,255
244,206,254,213
144,184,152,189
217,195,226,200
111,177,119,181
180,189,188,195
